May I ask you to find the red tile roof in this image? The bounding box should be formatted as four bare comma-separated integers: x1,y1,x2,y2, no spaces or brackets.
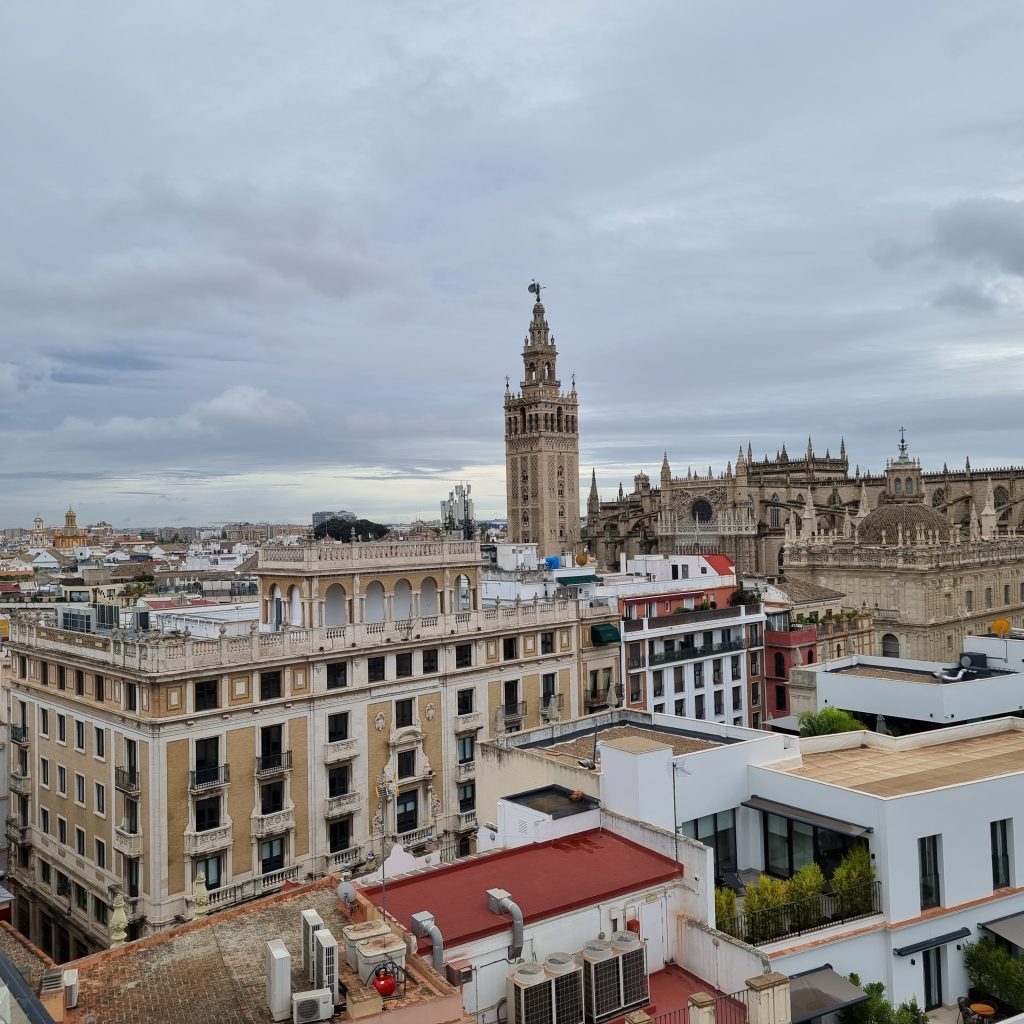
361,830,681,949
704,554,735,577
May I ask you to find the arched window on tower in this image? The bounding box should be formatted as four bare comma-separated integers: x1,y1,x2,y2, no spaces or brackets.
557,407,563,432
905,477,913,494
528,362,537,382
894,479,902,495
519,409,526,433
544,362,551,381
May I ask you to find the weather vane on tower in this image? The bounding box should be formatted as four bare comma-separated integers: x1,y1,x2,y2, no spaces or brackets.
898,426,908,456
528,279,544,302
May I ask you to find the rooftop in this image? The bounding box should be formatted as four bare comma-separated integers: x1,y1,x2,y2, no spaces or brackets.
828,663,949,683
532,724,720,762
361,830,681,949
504,784,600,817
0,921,53,992
65,878,460,1024
779,724,1024,797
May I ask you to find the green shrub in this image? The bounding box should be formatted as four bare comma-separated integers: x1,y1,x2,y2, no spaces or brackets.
840,974,894,1024
742,874,790,943
715,886,738,937
831,844,876,916
787,862,825,931
798,706,865,736
963,939,1024,1011
893,998,928,1024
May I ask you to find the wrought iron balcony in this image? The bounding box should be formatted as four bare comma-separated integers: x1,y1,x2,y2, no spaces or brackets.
115,767,140,795
499,701,527,724
189,764,230,793
648,638,745,667
255,751,292,778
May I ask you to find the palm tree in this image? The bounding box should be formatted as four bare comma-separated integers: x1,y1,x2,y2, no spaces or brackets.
798,706,865,736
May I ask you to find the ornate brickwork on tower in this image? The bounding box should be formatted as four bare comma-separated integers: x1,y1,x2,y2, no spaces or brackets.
504,286,580,559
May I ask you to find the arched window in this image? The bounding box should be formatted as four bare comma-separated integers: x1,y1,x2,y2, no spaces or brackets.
932,488,944,508
364,581,385,623
519,408,526,432
288,586,302,627
836,644,842,658
324,584,347,626
882,633,900,658
995,486,1010,521
420,577,439,616
393,579,412,619
455,574,471,613
894,479,902,495
806,648,815,664
905,477,913,494
773,652,785,678
556,407,563,432
528,362,537,382
544,362,551,380
691,499,713,523
270,584,283,629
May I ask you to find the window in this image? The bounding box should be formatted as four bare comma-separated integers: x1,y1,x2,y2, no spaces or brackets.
397,750,416,779
713,691,724,716
629,675,642,702
749,624,761,646
750,651,761,675
457,689,474,715
94,727,105,759
75,774,86,805
75,827,86,856
194,854,222,890
455,644,472,668
58,666,66,691
261,781,284,814
541,632,554,655
542,673,557,704
422,649,438,674
694,694,705,719
40,709,49,736
653,670,664,698
260,837,285,874
751,681,761,707
1005,585,1012,606
75,671,84,696
396,653,413,678
57,714,66,744
680,810,738,878
919,834,941,910
503,637,518,660
674,698,686,716
329,817,352,854
731,654,742,679
40,861,51,886
75,883,88,911
125,799,139,834
694,663,704,689
713,659,723,685
752,711,762,729
396,790,418,833
732,687,743,712
95,839,106,869
195,736,220,779
58,818,67,845
326,662,347,690
966,590,974,612
368,656,386,682
457,735,474,764
95,675,105,702
57,766,67,796
458,783,475,812
75,720,85,752
40,808,50,835
985,588,993,610
260,671,282,701
775,684,787,712
328,765,349,798
93,896,108,924
195,796,220,832
327,712,349,743
94,783,105,816
395,699,414,729
40,758,49,787
195,680,219,711
125,682,138,712
992,819,1011,889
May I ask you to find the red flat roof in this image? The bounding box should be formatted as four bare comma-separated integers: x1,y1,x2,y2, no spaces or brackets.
362,830,681,949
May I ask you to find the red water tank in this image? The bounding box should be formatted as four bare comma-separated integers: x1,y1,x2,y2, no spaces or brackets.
626,918,641,935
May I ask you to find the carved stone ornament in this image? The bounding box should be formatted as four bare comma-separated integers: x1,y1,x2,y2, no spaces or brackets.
375,712,386,732
425,702,436,721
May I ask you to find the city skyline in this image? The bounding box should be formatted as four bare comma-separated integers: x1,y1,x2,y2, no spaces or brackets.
4,4,1024,523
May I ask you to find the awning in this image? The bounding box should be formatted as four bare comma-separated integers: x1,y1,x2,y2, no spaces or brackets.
789,966,870,1024
741,796,872,837
591,623,621,645
893,927,971,957
557,574,603,585
980,911,1024,948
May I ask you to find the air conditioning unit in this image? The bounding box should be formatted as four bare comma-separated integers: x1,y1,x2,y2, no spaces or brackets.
545,953,585,1024
579,940,620,1024
266,939,292,1022
292,988,333,1024
301,909,325,983
610,931,649,1010
508,962,552,1024
63,968,80,1009
314,928,339,1004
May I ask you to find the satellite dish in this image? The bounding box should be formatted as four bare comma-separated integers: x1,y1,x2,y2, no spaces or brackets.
337,878,357,908
993,618,1011,636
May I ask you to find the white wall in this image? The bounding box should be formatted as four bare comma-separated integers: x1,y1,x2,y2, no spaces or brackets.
492,799,601,849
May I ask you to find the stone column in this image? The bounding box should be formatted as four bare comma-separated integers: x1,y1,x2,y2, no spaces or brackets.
688,992,717,1024
746,972,791,1024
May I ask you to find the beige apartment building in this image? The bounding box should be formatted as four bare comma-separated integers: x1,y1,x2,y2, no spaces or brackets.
2,537,619,962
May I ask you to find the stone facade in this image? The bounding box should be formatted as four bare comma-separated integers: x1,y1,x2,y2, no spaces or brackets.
504,290,580,559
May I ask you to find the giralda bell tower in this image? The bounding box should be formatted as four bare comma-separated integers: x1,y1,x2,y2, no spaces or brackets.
504,282,580,559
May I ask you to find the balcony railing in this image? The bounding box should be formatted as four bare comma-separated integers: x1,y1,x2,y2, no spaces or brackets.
455,710,484,732
456,810,478,831
585,691,608,709
324,846,364,872
324,738,358,763
5,818,26,846
456,760,476,782
184,823,232,857
204,865,300,910
189,764,230,793
398,825,434,848
115,767,140,795
499,701,527,724
113,826,143,858
325,792,360,817
648,638,745,667
541,694,565,720
255,751,292,778
10,725,29,746
252,808,295,840
719,880,882,946
9,770,30,796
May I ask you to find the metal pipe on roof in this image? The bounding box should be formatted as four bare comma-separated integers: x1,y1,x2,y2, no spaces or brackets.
410,910,445,974
486,888,524,960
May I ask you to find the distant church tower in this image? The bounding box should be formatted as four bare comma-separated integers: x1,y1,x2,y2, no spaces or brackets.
504,283,580,559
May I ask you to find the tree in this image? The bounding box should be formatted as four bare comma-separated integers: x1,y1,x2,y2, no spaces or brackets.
798,706,865,737
313,518,388,542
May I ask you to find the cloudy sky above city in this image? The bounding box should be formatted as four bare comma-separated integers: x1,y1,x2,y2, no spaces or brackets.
3,2,1024,527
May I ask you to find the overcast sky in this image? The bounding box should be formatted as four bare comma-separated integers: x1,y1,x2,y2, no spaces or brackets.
3,3,1024,528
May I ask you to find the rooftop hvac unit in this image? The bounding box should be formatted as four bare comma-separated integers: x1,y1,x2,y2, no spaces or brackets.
509,962,553,1024
63,968,80,1009
342,918,391,971
301,909,325,983
578,940,619,1024
545,953,585,1024
292,988,333,1024
609,932,649,1010
266,939,292,1022
314,929,339,1004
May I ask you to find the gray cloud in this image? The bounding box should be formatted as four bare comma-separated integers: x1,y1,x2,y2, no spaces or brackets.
3,2,1024,525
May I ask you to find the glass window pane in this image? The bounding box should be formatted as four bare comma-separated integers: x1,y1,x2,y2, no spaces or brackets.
766,813,789,877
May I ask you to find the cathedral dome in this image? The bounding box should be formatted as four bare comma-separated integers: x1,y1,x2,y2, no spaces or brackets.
857,502,952,546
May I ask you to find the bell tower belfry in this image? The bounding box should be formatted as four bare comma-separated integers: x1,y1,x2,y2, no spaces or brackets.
504,282,581,559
